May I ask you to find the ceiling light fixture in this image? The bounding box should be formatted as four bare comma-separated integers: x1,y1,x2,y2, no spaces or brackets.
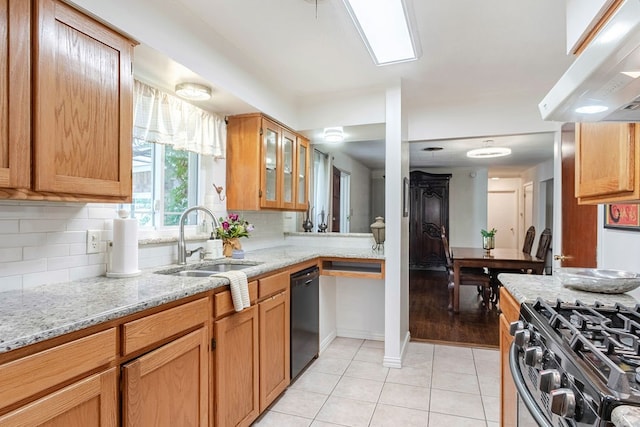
342,0,421,66
466,147,512,159
175,82,212,101
323,127,344,143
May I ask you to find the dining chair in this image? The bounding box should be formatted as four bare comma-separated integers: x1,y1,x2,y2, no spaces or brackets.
522,226,536,254
441,226,491,311
535,228,552,262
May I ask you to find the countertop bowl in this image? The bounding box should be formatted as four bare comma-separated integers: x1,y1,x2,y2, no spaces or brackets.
556,268,640,294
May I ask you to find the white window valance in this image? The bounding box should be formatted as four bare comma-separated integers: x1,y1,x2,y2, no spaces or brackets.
133,80,226,158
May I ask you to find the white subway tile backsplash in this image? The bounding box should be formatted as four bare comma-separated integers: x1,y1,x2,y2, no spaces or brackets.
1,259,47,276
70,264,106,281
0,203,42,219
0,220,19,233
23,244,70,261
65,218,107,231
47,231,86,244
0,275,22,292
19,219,67,233
87,206,118,219
69,243,86,256
0,233,47,248
47,255,88,271
0,248,22,263
41,205,87,220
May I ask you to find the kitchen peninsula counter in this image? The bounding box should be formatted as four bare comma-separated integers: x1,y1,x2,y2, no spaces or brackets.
498,273,639,306
0,245,384,355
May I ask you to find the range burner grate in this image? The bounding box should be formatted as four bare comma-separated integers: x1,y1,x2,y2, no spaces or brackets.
531,298,640,394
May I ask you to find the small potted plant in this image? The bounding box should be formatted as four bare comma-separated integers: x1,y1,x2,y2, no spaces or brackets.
216,213,254,257
481,228,497,251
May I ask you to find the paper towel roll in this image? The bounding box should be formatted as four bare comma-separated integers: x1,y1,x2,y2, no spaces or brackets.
107,218,140,277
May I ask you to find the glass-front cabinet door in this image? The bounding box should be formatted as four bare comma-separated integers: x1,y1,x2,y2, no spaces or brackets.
261,118,280,209
281,130,296,210
295,137,309,210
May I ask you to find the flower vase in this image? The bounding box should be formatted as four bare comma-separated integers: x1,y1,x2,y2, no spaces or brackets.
482,236,495,252
223,238,241,257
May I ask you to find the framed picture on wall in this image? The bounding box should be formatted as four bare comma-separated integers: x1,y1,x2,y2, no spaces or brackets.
604,204,640,231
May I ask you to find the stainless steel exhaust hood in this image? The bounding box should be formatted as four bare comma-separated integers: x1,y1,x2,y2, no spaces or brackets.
539,0,640,122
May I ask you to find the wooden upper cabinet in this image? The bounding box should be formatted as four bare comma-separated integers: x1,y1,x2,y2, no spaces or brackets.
575,122,640,204
227,113,309,211
0,0,30,190
295,136,310,210
32,0,133,199
261,118,282,209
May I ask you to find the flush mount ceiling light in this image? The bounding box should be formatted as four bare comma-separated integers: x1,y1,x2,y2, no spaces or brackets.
466,147,512,159
342,0,421,66
323,127,344,143
175,82,212,101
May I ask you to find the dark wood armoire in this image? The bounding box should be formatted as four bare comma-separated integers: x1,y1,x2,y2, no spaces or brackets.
409,171,451,269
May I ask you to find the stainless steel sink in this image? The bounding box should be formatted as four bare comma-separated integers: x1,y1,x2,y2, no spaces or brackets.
155,261,260,277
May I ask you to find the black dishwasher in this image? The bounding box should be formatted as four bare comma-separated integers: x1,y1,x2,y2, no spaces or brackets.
290,266,319,380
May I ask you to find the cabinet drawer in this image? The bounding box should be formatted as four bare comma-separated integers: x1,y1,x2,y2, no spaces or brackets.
213,281,258,318
258,271,289,299
122,298,209,356
0,328,116,410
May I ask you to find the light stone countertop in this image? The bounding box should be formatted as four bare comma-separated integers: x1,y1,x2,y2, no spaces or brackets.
0,245,384,355
612,405,640,427
498,273,639,307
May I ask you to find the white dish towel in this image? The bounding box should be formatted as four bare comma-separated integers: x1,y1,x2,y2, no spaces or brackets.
215,270,250,311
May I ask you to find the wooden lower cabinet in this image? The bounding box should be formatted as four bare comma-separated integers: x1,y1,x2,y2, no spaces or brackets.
213,305,260,427
122,327,209,427
0,368,118,426
499,287,519,427
259,289,291,412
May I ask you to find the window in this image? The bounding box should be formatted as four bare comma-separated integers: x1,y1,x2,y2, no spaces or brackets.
132,140,199,228
131,80,226,229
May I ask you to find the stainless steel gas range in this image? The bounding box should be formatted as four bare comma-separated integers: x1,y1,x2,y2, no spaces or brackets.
510,298,640,426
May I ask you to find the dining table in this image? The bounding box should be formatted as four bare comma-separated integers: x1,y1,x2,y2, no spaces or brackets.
450,246,545,313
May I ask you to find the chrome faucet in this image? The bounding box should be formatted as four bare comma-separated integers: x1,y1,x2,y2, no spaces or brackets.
177,206,220,265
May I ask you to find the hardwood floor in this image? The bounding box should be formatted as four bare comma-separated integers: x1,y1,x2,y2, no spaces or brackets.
409,269,500,348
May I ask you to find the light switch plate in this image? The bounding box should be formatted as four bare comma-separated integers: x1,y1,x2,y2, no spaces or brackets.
86,230,101,254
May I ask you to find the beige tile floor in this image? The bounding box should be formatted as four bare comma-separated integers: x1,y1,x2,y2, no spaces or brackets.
253,338,500,427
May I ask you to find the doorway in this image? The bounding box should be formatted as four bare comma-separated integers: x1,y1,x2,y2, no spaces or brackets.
523,182,533,245
331,166,340,232
488,190,519,249
330,166,351,233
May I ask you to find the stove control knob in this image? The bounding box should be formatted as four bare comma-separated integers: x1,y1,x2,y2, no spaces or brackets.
509,321,524,336
514,329,531,347
549,388,576,418
539,369,561,393
524,346,543,368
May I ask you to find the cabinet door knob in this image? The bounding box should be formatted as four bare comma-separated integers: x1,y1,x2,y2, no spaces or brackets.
554,254,568,261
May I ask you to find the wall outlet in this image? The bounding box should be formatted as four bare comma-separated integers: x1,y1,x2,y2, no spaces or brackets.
87,230,101,254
